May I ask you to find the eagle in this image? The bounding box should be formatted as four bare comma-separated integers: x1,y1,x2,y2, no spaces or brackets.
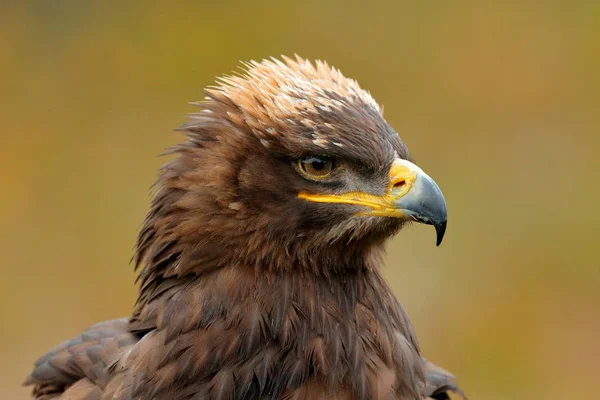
25,56,465,400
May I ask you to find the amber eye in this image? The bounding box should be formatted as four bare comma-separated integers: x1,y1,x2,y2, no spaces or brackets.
298,156,335,179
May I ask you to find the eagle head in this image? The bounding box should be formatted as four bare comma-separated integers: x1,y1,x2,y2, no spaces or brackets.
136,56,447,275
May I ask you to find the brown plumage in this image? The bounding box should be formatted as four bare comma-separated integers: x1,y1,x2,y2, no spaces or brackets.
25,56,465,399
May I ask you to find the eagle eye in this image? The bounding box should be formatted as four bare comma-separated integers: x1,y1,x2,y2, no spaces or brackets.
297,156,336,180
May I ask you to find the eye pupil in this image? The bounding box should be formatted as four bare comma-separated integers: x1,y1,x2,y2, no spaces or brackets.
311,160,325,170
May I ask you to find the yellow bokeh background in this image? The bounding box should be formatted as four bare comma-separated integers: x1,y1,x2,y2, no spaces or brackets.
2,1,598,399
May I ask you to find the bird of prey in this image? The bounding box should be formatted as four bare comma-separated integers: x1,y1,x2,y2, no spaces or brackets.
25,56,465,400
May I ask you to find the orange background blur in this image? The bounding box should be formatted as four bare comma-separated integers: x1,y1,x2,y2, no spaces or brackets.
2,1,598,399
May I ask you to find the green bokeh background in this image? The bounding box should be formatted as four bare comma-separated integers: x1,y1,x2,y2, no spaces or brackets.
2,1,598,399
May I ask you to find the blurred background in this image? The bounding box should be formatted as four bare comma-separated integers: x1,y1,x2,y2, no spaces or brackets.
1,1,598,399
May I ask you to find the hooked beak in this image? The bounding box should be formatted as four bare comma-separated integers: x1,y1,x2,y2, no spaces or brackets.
298,159,448,246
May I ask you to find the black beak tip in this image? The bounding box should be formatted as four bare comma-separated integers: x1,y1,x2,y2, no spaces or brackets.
435,220,447,246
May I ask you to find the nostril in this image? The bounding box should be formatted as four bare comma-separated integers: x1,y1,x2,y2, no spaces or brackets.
393,180,406,189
